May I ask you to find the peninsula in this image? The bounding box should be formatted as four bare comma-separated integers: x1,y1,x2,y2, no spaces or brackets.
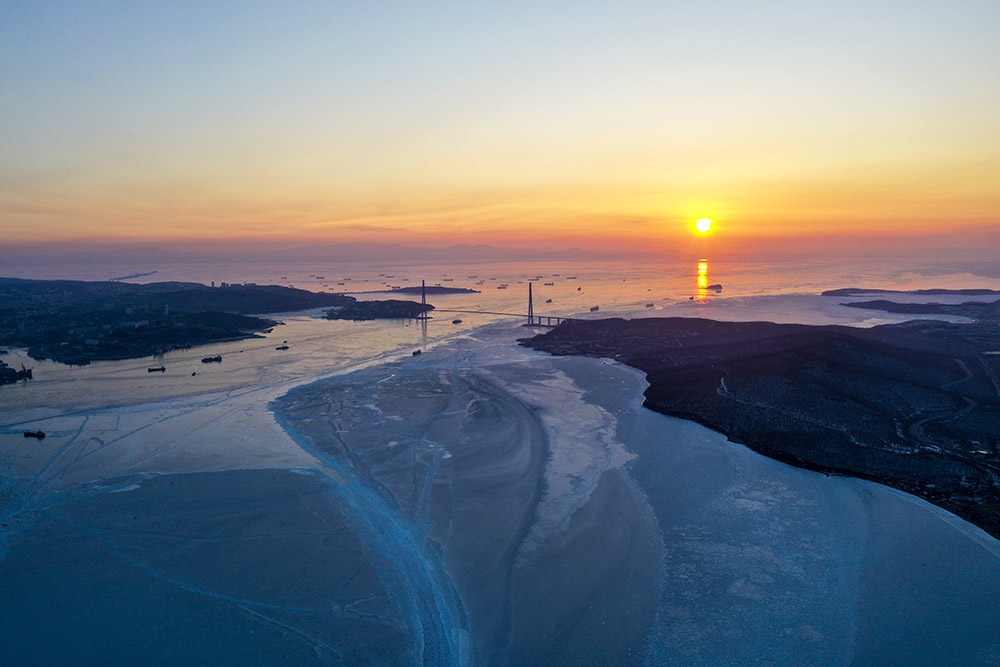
521,297,1000,538
0,277,427,366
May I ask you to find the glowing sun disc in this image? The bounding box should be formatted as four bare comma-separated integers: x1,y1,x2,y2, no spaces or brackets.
695,218,713,234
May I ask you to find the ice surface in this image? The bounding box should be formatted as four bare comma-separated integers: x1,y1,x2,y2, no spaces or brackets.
3,314,1000,665
555,354,1000,666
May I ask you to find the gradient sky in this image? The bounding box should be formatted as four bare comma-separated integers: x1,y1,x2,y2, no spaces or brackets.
2,1,998,255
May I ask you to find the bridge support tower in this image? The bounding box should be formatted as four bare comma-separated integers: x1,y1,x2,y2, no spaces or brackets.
527,282,534,325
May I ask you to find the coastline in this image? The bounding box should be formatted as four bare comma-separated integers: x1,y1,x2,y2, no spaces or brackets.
521,314,1000,539
3,303,1000,663
269,322,1000,664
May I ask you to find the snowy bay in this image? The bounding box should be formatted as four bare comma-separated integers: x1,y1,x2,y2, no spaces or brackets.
2,259,1000,665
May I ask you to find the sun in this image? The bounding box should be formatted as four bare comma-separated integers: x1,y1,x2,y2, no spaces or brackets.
695,218,713,234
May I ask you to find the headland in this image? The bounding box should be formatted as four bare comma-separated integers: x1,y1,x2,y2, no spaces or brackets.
521,293,1000,538
0,277,428,367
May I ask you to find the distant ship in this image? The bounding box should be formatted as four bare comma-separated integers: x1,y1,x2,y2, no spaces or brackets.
452,319,463,324
275,345,289,351
201,355,222,363
545,298,552,303
148,366,165,373
708,284,723,292
590,305,600,312
23,430,45,439
645,302,655,308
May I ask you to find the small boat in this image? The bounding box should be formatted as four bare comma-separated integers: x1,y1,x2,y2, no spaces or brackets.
590,305,600,312
412,349,422,356
708,284,723,292
275,345,289,351
148,366,165,373
452,319,463,324
544,282,554,286
645,302,654,308
23,430,46,439
201,355,222,363
545,298,552,303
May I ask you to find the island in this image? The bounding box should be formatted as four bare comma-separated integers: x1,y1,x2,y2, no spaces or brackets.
386,285,480,295
0,277,428,366
325,299,434,321
520,297,1000,539
823,288,1000,297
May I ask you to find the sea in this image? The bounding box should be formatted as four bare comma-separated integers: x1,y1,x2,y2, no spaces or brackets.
3,254,1000,412
4,253,1000,665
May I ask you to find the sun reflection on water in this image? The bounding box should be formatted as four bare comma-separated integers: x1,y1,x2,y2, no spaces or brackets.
697,259,709,298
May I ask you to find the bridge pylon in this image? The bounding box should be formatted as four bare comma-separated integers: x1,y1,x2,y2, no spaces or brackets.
527,282,534,325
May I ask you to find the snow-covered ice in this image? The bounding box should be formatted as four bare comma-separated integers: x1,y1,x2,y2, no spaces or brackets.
2,311,999,665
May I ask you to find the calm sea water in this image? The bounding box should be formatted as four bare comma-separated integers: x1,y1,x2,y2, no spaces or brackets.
2,256,999,412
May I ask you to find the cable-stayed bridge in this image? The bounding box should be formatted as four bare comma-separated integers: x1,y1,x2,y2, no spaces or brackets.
414,281,572,327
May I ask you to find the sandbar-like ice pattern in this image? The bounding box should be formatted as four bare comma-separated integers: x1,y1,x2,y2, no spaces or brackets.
3,306,1000,664
272,325,1000,665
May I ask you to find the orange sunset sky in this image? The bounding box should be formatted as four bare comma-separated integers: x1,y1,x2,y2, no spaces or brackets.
2,2,998,258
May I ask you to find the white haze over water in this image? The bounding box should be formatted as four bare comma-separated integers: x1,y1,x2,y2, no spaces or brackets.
2,256,1000,665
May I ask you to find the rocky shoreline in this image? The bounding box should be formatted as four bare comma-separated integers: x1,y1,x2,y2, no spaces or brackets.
0,277,428,365
521,305,1000,539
